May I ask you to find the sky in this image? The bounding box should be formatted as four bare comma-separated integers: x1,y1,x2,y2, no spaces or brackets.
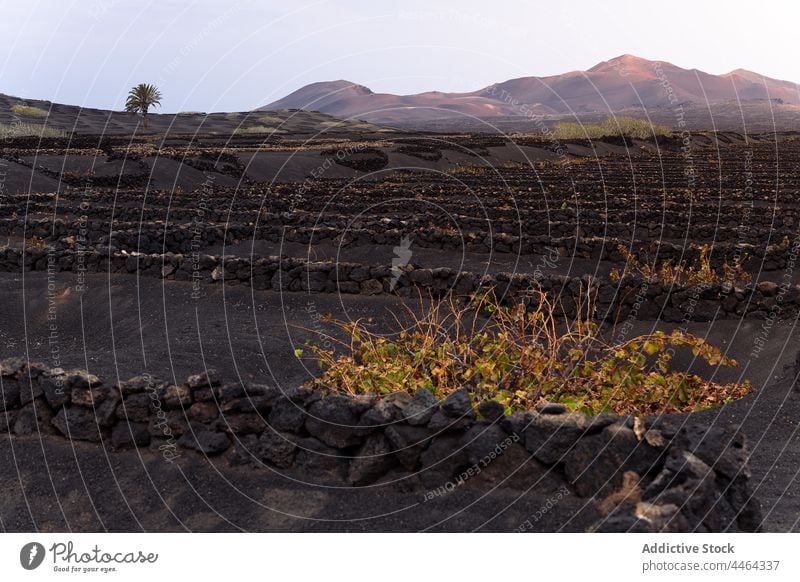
1,0,798,113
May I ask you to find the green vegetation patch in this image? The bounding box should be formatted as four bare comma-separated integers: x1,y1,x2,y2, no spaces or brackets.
11,104,49,118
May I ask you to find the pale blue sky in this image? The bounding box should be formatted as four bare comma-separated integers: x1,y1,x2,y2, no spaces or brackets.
0,0,797,112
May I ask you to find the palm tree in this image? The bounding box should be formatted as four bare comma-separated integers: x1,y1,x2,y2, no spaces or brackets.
125,83,162,129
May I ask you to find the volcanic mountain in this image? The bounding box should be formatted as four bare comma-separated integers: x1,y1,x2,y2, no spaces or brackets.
261,55,800,126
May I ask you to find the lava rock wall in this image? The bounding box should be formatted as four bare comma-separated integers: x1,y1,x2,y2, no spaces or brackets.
0,358,762,532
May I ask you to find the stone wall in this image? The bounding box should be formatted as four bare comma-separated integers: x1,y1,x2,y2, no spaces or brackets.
8,193,800,229
2,246,797,321
1,216,793,265
0,358,762,532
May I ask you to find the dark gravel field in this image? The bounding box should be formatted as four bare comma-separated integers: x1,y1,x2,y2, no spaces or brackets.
1,128,799,531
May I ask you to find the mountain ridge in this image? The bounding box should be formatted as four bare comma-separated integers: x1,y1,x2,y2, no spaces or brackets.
261,55,800,124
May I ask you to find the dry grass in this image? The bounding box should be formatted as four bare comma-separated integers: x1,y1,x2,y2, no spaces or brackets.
11,104,48,118
257,114,284,124
233,125,287,135
550,116,672,140
0,122,66,139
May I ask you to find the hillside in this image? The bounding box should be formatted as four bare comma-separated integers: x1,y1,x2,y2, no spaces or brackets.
0,93,390,136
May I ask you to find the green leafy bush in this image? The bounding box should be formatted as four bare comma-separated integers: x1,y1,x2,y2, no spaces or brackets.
298,291,750,416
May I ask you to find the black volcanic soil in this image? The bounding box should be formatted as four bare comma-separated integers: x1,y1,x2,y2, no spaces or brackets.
0,272,798,532
2,121,800,532
0,435,600,532
1,273,600,532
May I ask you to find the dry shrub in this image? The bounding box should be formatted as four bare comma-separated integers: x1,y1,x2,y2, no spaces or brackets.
610,244,751,287
25,235,48,249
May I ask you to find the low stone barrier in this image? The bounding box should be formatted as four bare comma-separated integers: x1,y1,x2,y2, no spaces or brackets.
2,215,793,269
0,358,762,532
2,246,797,321
5,192,798,236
